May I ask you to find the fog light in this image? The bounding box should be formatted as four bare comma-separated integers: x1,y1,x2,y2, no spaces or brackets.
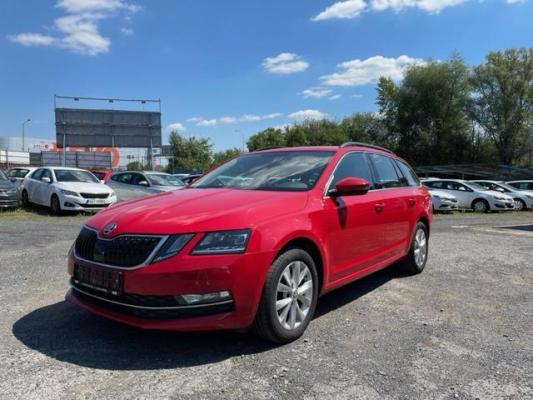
64,202,75,207
181,291,232,305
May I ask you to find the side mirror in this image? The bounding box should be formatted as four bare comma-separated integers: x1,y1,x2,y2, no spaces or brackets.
138,180,149,187
41,177,51,184
100,180,105,184
330,177,370,197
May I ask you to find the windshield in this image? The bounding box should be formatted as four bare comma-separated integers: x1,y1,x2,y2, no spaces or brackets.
192,151,334,191
54,169,99,183
0,170,7,180
147,174,184,187
466,182,486,191
493,183,515,192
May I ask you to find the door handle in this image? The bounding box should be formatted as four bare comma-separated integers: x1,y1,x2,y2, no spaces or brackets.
374,202,385,213
408,198,416,207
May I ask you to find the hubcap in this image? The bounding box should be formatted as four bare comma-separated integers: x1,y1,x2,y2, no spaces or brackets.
514,200,523,210
413,228,427,268
276,261,313,330
474,201,486,212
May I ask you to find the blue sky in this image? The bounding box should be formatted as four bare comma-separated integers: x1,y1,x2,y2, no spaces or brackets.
1,0,532,150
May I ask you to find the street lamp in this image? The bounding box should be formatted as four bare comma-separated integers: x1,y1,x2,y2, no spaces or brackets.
22,119,31,151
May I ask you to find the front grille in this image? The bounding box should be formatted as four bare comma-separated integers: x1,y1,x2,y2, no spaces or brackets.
77,203,109,208
81,193,109,199
71,284,234,320
75,226,163,268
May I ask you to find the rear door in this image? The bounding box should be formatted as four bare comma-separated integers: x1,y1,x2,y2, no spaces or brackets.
26,169,43,203
368,153,411,259
108,173,135,201
35,169,53,205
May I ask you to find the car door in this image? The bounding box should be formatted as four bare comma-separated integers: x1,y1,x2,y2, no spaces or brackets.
26,168,43,203
320,152,385,281
35,169,53,205
445,181,474,208
108,173,136,201
367,153,411,259
131,173,157,195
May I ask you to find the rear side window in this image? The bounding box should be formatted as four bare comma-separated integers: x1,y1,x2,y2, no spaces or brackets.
395,160,420,186
111,173,133,184
328,152,375,191
424,181,443,189
31,169,44,180
369,154,402,188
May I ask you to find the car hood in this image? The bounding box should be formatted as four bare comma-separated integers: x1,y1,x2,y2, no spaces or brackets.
0,179,16,191
429,190,456,200
55,182,113,194
87,188,309,236
483,190,513,200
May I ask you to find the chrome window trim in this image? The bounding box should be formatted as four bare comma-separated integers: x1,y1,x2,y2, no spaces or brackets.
71,285,233,310
73,225,169,270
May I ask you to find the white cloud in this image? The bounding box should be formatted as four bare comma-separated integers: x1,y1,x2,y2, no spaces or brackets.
262,113,282,119
321,55,425,86
240,114,262,122
328,94,342,100
167,122,185,132
8,33,56,46
189,113,282,127
219,116,237,124
187,117,202,122
121,27,134,36
8,0,139,56
351,94,363,98
370,0,465,13
300,87,333,99
262,53,309,74
289,109,329,121
197,119,217,127
312,0,367,21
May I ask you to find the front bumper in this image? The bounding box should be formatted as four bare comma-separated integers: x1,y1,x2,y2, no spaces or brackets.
66,248,272,331
0,194,19,208
61,194,117,212
493,200,515,210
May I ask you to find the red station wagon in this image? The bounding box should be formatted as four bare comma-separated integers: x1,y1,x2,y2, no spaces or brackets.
66,143,432,343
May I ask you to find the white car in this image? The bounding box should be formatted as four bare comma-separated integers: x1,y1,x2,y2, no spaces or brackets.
422,179,515,212
506,180,533,195
6,167,37,194
472,180,533,211
22,167,117,214
426,189,458,212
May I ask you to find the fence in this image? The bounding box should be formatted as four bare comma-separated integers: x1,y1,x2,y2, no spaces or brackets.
41,151,112,169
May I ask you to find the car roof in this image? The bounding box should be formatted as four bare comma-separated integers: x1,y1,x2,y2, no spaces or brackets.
41,166,88,171
506,180,533,183
254,144,399,158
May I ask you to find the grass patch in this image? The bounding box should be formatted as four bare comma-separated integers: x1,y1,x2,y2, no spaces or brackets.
0,205,91,220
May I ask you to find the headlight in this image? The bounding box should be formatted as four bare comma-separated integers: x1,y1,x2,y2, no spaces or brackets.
192,229,250,255
432,195,441,200
493,196,506,201
526,195,533,199
109,191,116,197
60,189,79,197
152,234,194,263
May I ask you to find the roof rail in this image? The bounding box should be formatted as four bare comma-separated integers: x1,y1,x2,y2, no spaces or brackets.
254,146,286,152
340,142,394,154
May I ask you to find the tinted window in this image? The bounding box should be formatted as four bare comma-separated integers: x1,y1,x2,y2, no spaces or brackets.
328,152,374,191
92,171,105,180
369,154,402,188
0,170,7,180
31,169,44,180
146,174,184,187
8,168,30,178
424,181,443,189
193,151,334,191
132,173,148,185
111,173,133,184
395,160,420,186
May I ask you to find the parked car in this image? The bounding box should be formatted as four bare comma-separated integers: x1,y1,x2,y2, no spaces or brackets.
0,170,19,208
472,180,533,211
107,171,185,201
91,169,113,183
423,179,514,212
66,143,432,343
22,167,117,214
6,167,37,193
175,173,202,186
506,180,533,194
425,188,458,212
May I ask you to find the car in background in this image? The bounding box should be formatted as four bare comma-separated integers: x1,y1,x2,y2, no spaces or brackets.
423,179,514,212
506,180,533,194
66,143,432,343
107,171,185,201
425,188,458,212
6,167,37,193
91,169,113,183
472,180,533,211
174,173,202,186
0,170,19,208
22,167,117,214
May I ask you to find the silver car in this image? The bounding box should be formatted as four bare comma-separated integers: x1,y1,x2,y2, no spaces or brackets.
472,180,533,211
108,171,185,201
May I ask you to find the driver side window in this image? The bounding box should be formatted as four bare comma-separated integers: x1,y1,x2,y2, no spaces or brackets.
328,152,374,192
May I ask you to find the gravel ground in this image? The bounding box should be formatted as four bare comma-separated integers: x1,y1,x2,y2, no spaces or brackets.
0,211,531,400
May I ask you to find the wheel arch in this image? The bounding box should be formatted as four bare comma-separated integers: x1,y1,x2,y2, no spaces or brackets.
471,197,489,210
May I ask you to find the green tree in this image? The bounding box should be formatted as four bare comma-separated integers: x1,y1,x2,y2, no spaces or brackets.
212,147,241,167
469,48,533,165
168,131,213,170
126,161,145,171
246,128,285,151
339,112,393,149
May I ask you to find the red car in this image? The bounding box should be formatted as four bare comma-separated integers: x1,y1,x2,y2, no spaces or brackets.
66,143,432,343
90,169,113,183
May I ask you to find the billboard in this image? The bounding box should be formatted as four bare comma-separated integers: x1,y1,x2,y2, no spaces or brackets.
55,108,161,148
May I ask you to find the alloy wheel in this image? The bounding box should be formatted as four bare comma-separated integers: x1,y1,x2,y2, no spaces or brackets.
413,228,427,268
275,260,313,330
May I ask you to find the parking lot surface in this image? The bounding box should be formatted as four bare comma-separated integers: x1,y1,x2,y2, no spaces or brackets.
0,212,532,399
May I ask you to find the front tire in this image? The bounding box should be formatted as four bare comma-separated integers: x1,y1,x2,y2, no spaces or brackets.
400,222,429,275
514,199,526,211
252,248,318,344
21,189,29,206
50,195,61,215
472,199,489,213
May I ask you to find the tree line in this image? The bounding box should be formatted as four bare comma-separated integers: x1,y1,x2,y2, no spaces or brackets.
166,47,532,170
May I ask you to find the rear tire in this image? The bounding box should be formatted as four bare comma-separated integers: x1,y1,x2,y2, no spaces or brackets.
21,190,29,206
399,222,429,275
50,195,61,215
472,199,489,213
252,247,318,344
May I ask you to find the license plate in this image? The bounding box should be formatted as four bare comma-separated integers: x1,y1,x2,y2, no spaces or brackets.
87,199,105,205
74,264,123,295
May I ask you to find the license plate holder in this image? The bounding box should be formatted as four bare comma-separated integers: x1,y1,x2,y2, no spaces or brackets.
87,199,105,205
74,264,123,295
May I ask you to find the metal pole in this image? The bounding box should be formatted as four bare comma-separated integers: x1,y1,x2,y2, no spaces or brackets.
22,119,30,151
63,133,67,167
